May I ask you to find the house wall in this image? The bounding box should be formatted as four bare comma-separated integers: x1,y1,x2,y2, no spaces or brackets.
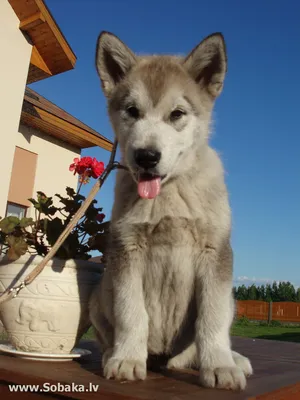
16,124,80,218
0,0,32,217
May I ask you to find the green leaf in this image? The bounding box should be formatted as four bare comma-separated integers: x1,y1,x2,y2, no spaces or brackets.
85,206,98,220
0,231,6,244
98,221,110,232
83,221,99,235
28,198,38,206
66,187,75,197
47,206,58,216
74,194,85,202
6,235,28,260
88,232,108,254
35,242,48,257
19,217,34,228
0,216,20,234
46,217,64,246
36,191,48,201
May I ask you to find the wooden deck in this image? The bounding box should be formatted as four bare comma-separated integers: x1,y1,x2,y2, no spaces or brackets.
1,337,300,399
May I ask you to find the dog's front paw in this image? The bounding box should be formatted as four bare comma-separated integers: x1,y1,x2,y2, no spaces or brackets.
103,357,147,381
232,351,253,377
101,348,113,368
199,366,246,391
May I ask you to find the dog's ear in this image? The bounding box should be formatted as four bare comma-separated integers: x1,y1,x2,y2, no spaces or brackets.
183,33,227,98
95,32,137,97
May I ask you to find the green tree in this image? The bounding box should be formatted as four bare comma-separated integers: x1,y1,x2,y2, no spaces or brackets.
286,282,296,301
272,282,279,301
233,286,237,299
278,282,296,302
257,285,266,301
296,288,300,303
236,285,248,300
247,284,258,300
265,284,273,302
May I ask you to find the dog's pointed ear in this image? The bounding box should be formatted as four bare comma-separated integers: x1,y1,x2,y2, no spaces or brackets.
95,32,137,97
183,33,227,98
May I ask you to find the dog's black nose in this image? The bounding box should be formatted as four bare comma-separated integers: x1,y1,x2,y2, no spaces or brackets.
134,148,161,169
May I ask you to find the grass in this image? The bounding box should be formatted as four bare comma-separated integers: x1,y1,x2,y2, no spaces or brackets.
80,323,300,343
1,322,300,344
82,327,96,340
231,323,300,343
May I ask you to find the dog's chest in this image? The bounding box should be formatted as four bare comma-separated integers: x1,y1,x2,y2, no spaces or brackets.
142,222,196,354
122,182,218,251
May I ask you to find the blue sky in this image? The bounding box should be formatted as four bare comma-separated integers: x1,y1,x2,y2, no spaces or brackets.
31,0,300,286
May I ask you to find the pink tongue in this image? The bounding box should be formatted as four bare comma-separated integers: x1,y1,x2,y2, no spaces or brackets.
138,176,161,199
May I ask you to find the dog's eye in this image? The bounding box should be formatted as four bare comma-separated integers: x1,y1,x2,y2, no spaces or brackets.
126,106,139,119
170,109,186,121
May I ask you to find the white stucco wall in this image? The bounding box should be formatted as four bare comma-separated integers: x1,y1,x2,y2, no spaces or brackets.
0,0,32,217
17,124,80,218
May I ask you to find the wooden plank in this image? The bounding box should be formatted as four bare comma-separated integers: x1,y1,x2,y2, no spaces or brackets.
1,338,300,400
19,12,45,31
0,363,143,400
21,112,84,148
34,0,76,66
24,89,107,139
8,0,37,21
27,65,49,84
9,0,76,81
36,108,113,150
30,47,52,75
21,111,112,151
0,381,63,399
249,382,300,399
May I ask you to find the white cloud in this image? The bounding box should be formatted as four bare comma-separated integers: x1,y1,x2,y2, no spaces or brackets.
234,276,299,288
234,276,274,285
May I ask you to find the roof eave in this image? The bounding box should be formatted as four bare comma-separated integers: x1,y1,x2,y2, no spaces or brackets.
21,101,113,151
9,0,77,84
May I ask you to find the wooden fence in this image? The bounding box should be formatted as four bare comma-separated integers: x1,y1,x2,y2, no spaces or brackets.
236,300,300,323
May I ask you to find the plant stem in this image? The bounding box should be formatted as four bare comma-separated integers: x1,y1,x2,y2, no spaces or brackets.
76,180,83,195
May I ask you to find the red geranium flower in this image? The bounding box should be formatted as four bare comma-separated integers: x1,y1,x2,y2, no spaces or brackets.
90,158,105,179
69,157,105,184
69,158,80,173
96,213,105,223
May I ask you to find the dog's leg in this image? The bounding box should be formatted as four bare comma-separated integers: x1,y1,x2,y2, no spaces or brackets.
103,247,148,381
89,280,114,367
195,242,252,390
167,343,252,377
167,342,197,369
231,351,253,377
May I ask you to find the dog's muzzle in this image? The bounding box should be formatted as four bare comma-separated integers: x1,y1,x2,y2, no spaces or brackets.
134,148,161,170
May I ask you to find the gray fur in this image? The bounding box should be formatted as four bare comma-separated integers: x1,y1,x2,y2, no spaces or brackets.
89,31,252,390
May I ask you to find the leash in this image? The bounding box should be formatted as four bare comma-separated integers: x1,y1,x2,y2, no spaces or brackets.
0,140,126,305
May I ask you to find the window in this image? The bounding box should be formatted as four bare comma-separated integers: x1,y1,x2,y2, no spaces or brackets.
8,146,37,207
6,203,27,219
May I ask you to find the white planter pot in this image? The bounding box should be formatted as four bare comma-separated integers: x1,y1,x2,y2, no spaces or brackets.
0,255,103,354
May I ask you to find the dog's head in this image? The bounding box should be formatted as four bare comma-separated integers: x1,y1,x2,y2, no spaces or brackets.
95,32,227,199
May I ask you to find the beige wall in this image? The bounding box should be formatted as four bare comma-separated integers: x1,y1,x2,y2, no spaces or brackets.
17,124,80,218
0,1,32,217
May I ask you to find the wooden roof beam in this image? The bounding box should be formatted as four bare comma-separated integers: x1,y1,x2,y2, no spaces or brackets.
30,46,52,76
19,12,45,31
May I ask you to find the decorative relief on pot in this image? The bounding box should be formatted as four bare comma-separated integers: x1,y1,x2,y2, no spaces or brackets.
0,255,103,355
9,333,73,353
21,281,91,300
16,300,59,332
0,279,5,293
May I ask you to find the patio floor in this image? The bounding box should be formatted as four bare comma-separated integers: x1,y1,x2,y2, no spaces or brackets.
1,336,300,399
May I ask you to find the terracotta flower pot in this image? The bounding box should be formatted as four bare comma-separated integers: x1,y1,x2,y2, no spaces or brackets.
0,255,103,354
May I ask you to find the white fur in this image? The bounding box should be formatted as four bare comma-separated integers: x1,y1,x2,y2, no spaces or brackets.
89,31,253,390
